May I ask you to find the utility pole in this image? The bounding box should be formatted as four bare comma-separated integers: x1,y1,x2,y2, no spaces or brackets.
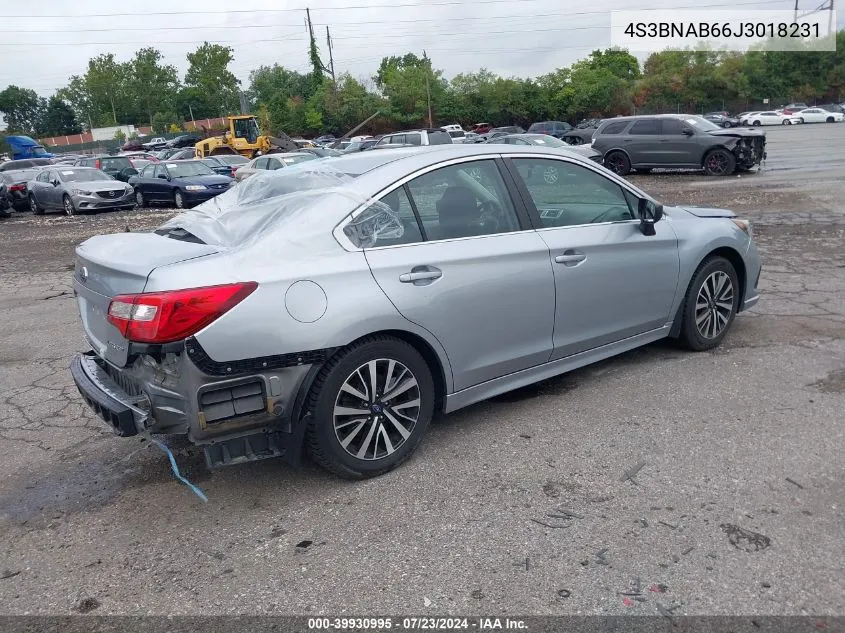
326,26,336,86
109,94,117,125
829,0,834,37
423,49,433,128
794,0,799,23
188,103,196,130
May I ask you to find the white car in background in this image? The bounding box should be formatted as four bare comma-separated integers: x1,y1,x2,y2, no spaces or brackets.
743,111,802,126
794,108,845,124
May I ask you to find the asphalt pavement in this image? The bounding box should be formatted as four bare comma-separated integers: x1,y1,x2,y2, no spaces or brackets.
0,123,843,617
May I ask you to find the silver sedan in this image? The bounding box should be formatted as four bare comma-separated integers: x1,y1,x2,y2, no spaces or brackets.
70,144,761,479
29,167,134,215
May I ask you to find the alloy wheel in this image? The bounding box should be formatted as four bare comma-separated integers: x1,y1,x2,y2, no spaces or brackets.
333,358,421,461
29,196,38,212
695,271,734,339
63,196,75,216
135,190,145,207
706,151,731,175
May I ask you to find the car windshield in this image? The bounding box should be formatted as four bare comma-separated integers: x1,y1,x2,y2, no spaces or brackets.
31,147,48,156
683,116,722,132
167,162,215,177
61,169,113,182
216,155,249,165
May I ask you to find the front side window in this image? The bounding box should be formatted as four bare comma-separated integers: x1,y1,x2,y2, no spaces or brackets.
511,158,634,228
405,160,520,241
662,119,688,135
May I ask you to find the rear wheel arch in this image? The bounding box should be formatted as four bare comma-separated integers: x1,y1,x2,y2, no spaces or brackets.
670,246,747,338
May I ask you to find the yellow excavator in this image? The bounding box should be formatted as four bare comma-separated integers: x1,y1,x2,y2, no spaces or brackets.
194,115,305,159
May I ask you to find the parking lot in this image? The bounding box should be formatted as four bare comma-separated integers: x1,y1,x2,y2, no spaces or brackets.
0,123,844,616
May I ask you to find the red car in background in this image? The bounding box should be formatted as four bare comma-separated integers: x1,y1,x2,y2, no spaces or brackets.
471,122,493,134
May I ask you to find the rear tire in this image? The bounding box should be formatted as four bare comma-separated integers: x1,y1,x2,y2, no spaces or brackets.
752,120,761,126
678,256,740,351
782,120,791,125
135,189,146,207
305,336,435,479
604,150,631,176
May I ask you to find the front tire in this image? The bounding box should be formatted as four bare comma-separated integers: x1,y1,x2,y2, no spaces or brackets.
782,119,791,125
29,194,44,215
62,195,76,216
604,150,631,176
678,256,739,351
305,336,435,479
174,190,185,209
703,148,736,176
752,120,761,126
135,189,146,207
826,116,834,123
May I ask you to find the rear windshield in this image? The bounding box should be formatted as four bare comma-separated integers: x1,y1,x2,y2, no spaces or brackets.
100,157,132,170
427,130,452,145
167,162,215,177
61,169,113,182
215,155,249,165
2,169,41,182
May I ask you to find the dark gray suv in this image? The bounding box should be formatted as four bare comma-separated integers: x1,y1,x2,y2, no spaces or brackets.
591,114,766,176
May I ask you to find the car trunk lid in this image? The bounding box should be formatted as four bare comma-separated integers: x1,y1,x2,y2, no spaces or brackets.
73,233,219,367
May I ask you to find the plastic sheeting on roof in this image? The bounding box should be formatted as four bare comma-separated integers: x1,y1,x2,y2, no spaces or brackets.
155,160,403,249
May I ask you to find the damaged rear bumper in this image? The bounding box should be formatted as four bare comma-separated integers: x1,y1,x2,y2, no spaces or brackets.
70,352,148,437
70,343,321,469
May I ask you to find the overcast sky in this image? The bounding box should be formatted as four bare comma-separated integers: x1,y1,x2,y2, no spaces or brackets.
1,0,840,97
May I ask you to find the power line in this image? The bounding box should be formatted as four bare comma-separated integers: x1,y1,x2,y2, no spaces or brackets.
0,24,611,47
2,0,784,19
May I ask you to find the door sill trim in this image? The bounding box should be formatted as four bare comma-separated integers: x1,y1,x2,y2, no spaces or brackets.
444,326,671,413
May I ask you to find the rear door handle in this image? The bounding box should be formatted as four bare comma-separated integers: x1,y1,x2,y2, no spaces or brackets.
399,266,442,284
555,250,587,266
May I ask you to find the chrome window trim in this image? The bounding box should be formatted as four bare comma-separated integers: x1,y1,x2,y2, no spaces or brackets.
332,151,655,252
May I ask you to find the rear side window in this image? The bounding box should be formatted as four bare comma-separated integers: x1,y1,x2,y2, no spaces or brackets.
600,121,628,135
427,130,452,145
629,119,660,135
405,133,422,146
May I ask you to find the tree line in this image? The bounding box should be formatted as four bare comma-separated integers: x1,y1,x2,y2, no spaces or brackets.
1,30,843,140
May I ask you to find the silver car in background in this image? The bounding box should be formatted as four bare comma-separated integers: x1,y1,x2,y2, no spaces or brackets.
29,166,134,215
235,152,320,181
70,145,761,479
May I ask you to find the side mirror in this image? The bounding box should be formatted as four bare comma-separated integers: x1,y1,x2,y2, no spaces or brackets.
51,180,60,187
637,198,664,236
682,128,694,136
157,173,168,180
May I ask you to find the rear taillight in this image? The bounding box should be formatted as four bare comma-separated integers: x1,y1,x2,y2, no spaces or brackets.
106,282,258,343
95,159,102,169
9,184,25,192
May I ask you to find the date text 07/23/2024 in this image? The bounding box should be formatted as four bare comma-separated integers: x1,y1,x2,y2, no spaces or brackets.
307,617,528,630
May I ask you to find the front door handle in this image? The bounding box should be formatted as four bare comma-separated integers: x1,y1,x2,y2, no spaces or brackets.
399,266,442,284
555,250,587,266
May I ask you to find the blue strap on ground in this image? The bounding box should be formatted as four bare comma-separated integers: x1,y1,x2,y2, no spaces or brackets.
149,439,209,503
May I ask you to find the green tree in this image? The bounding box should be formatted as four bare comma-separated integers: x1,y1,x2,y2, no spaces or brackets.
39,96,81,136
152,111,180,134
375,53,446,125
185,43,240,116
128,48,180,125
0,85,44,135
